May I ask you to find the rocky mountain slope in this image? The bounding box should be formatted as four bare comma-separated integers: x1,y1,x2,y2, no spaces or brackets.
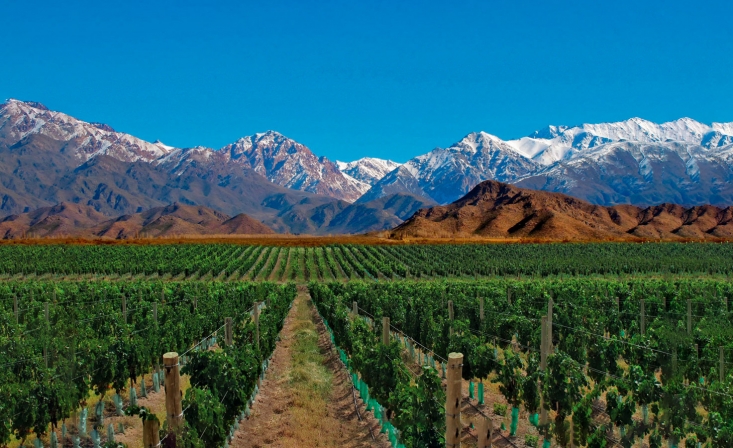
0,99,422,234
366,118,733,206
391,180,733,240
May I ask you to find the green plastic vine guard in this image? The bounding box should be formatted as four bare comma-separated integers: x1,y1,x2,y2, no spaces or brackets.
79,407,88,437
130,385,138,407
478,382,484,405
469,381,475,399
61,423,67,439
50,431,58,448
107,424,115,443
140,375,147,398
510,407,519,436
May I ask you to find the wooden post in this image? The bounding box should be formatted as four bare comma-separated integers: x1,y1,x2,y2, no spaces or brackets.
382,316,390,345
352,301,358,315
640,299,645,335
44,301,50,368
163,352,183,432
547,298,553,350
122,295,127,324
479,297,484,322
721,347,725,383
142,418,160,448
615,297,619,314
540,316,548,426
569,418,575,448
254,301,260,352
687,299,692,334
153,303,158,327
448,300,455,336
13,295,18,324
446,352,463,448
225,317,233,346
477,416,492,448
507,289,512,305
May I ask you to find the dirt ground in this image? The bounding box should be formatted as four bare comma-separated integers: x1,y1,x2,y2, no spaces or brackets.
230,289,390,448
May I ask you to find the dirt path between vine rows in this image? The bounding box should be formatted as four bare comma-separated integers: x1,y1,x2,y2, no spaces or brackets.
230,287,390,448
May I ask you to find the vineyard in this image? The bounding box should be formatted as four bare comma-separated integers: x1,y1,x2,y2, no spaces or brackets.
0,242,732,280
0,280,296,448
1,242,732,448
310,278,733,448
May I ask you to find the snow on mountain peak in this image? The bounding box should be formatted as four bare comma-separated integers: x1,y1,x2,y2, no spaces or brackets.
336,157,402,187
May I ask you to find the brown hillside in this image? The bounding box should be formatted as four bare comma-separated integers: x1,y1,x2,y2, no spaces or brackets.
391,180,733,241
0,203,275,239
0,202,108,238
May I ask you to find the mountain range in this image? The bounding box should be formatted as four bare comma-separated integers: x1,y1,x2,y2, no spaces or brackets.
2,98,733,237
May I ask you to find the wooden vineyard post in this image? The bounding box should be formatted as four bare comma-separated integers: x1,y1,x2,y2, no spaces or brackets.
687,299,692,334
479,297,484,322
721,347,726,383
143,418,160,448
448,300,454,336
507,289,512,306
477,416,492,448
225,317,233,346
122,294,127,324
382,316,390,345
640,299,645,335
163,352,183,432
352,301,358,315
44,301,50,368
569,418,575,448
446,352,463,448
13,295,18,324
254,301,261,352
547,297,553,351
540,316,548,426
153,302,159,376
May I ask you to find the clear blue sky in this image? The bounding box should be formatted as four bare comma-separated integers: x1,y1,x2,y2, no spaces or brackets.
1,0,731,163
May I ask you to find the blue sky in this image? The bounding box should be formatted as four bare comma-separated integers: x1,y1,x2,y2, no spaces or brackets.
1,0,731,163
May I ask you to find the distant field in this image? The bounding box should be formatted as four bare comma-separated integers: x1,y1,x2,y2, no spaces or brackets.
0,241,731,281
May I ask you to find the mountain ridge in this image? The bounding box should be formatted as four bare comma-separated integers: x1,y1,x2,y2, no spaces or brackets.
391,180,733,240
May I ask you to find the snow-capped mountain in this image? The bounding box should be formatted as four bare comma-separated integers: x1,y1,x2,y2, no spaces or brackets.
505,117,733,165
220,131,366,201
516,140,733,206
364,118,733,206
363,131,539,204
336,157,401,186
0,99,367,202
0,99,173,163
